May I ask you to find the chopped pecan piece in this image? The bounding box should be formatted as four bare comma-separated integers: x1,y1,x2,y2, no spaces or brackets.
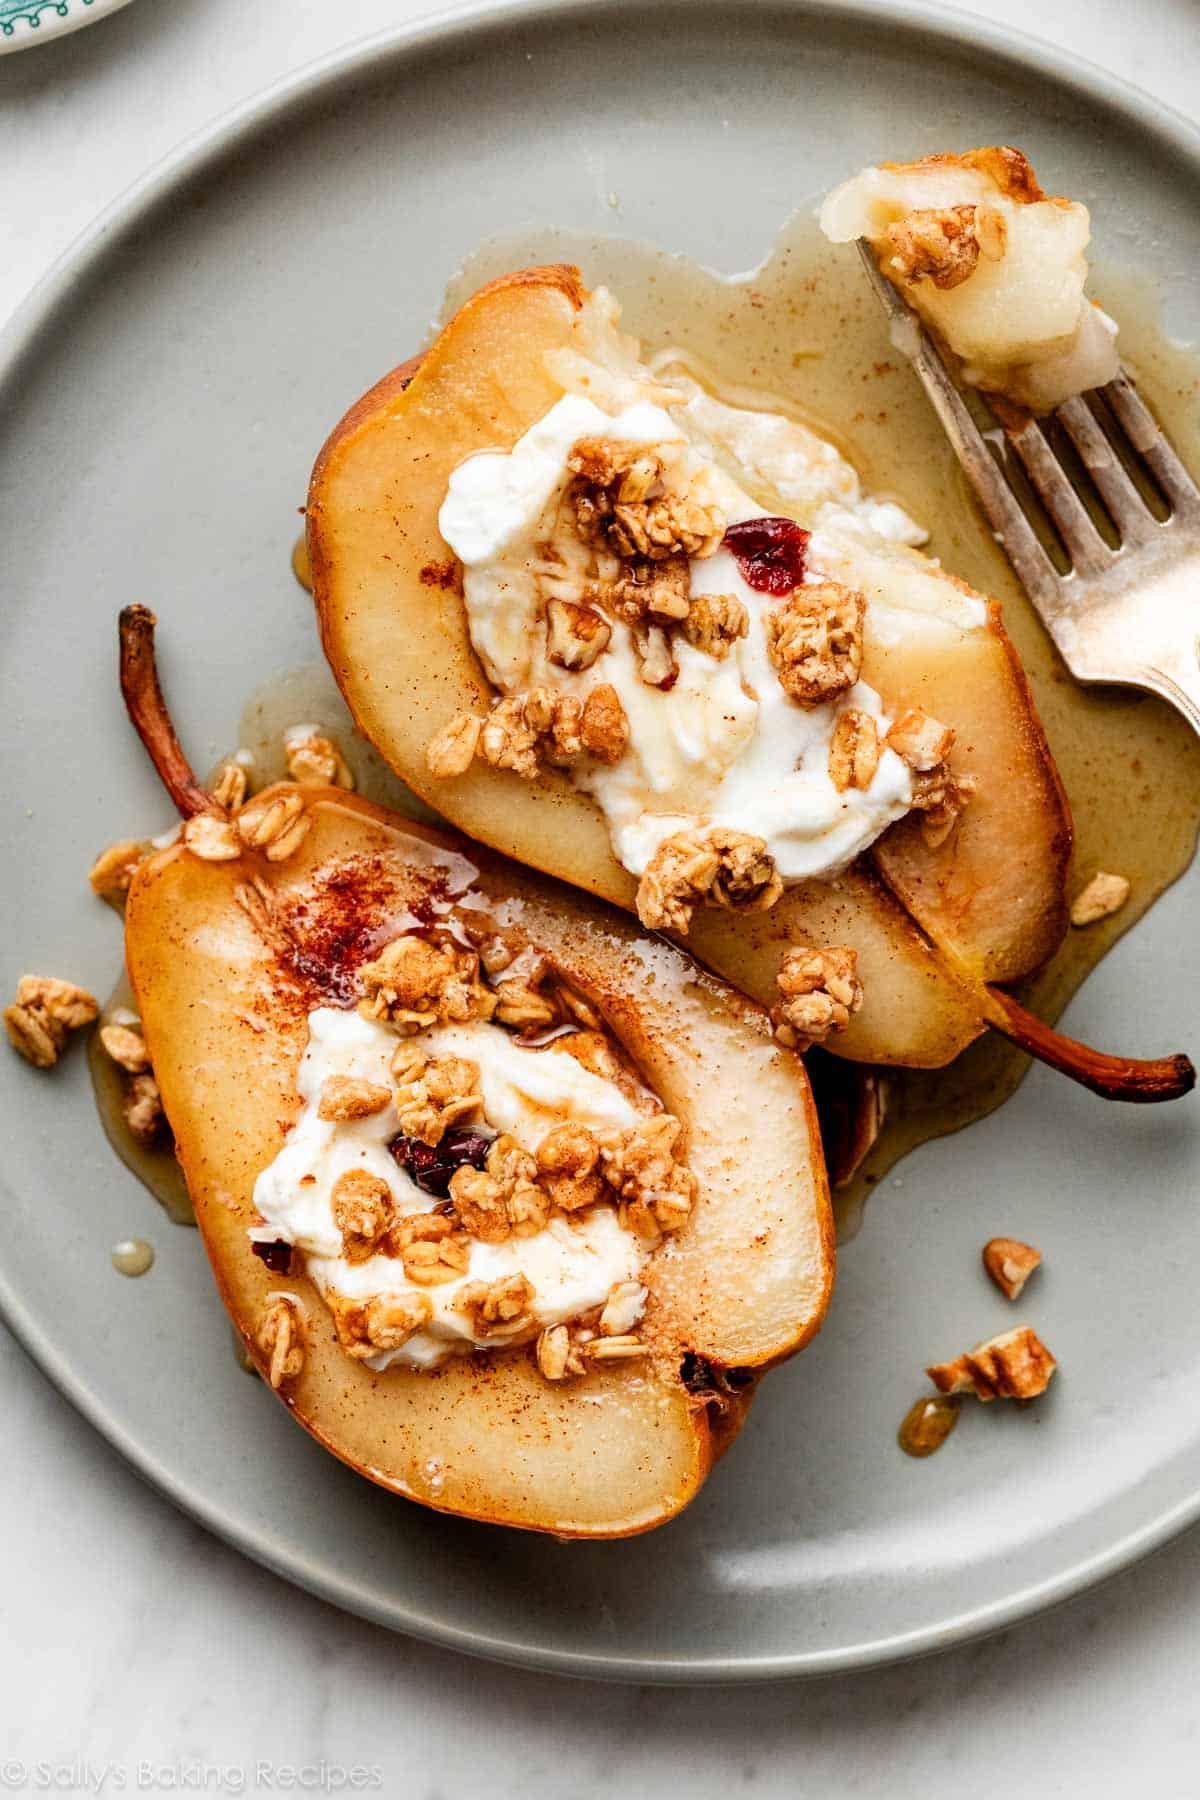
1070,871,1130,927
682,592,749,659
774,945,863,1049
636,828,781,934
536,1122,605,1212
612,553,692,623
426,712,483,779
601,1114,696,1237
982,1237,1043,1302
927,1325,1057,1401
457,1271,537,1338
285,730,354,790
884,204,984,290
4,975,99,1069
631,621,679,690
318,1074,392,1122
828,708,880,792
766,580,864,706
546,598,612,670
569,438,724,562
256,1295,305,1388
331,1168,395,1263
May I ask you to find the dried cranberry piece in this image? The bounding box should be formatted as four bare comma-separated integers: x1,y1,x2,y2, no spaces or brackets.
251,1238,294,1275
388,1126,494,1197
722,516,810,596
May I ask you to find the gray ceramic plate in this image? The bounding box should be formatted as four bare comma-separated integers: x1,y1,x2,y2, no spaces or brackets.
1,0,1198,1682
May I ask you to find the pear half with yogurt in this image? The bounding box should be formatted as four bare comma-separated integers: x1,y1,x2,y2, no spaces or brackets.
120,607,833,1537
307,264,1190,1100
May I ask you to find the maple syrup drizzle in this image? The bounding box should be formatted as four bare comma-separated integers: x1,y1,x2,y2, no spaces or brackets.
291,532,312,593
88,975,194,1228
898,1393,961,1458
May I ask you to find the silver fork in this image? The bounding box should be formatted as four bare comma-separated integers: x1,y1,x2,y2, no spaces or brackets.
857,242,1200,735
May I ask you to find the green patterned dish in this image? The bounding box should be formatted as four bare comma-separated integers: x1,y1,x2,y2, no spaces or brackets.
0,0,132,53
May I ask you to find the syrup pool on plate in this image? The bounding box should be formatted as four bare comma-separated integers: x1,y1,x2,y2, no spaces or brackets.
442,213,1200,1240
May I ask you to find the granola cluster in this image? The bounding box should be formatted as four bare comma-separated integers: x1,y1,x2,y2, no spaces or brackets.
285,730,355,791
885,707,975,847
884,202,1007,292
174,729,356,867
94,1009,169,1147
535,1276,650,1382
426,433,742,777
773,945,864,1050
261,922,697,1373
5,975,99,1070
426,683,629,781
567,436,724,563
636,826,783,934
765,579,864,706
390,1047,482,1146
357,934,495,1034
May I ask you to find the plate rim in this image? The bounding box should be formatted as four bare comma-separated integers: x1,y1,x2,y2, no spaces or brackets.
2,0,1199,1683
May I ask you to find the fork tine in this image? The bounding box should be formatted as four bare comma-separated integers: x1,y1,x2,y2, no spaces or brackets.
1000,414,1113,575
854,243,1060,604
1055,395,1158,543
1103,374,1200,520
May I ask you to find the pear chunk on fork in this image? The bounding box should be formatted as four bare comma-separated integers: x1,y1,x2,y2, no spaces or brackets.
858,243,1200,735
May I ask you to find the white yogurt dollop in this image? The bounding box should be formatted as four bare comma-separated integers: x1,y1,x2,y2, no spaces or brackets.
440,393,915,881
252,1007,647,1370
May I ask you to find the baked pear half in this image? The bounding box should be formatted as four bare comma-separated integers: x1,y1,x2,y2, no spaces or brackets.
307,265,1191,1102
119,608,833,1537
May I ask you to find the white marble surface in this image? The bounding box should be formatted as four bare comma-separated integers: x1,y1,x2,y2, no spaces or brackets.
2,0,1199,1790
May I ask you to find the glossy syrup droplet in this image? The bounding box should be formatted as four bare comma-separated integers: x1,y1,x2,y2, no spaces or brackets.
898,1393,961,1458
231,1325,259,1376
291,532,312,593
111,1238,155,1278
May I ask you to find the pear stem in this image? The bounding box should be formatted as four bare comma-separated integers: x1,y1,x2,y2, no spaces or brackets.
118,605,214,820
983,986,1195,1103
